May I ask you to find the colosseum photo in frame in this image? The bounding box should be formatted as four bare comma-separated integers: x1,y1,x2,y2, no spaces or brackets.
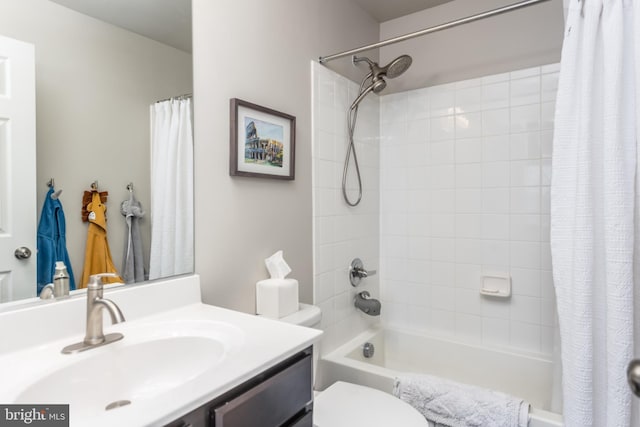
230,98,296,180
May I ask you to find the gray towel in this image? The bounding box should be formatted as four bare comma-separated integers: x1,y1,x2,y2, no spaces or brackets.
121,192,145,284
393,374,529,427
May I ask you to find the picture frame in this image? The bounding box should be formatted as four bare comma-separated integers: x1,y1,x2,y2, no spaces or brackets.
230,98,296,180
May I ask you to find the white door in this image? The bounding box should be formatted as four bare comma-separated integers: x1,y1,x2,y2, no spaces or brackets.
0,35,36,302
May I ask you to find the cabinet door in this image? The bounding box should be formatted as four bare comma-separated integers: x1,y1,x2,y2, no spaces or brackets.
289,411,313,427
213,354,312,427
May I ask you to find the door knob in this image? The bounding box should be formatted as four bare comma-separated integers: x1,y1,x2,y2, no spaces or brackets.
628,359,640,398
14,247,32,260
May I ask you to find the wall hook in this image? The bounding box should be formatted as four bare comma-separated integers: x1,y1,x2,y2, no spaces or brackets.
126,182,133,193
91,181,98,190
47,178,62,199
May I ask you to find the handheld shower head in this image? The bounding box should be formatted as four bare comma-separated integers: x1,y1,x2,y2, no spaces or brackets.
342,53,413,207
372,78,387,93
350,79,386,110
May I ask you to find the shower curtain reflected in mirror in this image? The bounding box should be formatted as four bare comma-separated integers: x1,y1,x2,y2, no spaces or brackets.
149,98,194,280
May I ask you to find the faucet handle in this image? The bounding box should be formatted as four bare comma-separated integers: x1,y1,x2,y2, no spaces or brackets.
349,258,377,287
39,284,55,299
87,273,118,289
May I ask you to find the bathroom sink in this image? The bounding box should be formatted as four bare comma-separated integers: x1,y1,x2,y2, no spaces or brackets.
0,276,321,427
18,336,223,416
10,318,245,421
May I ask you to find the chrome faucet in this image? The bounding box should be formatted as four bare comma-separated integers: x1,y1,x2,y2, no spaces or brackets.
62,273,125,354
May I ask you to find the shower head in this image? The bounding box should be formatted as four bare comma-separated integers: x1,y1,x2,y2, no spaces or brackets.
384,55,412,79
349,54,411,110
344,54,412,208
353,54,413,82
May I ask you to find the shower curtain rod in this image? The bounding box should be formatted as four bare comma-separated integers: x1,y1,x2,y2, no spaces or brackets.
155,93,192,103
318,0,553,63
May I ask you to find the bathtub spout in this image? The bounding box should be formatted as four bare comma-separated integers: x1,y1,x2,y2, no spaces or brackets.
354,291,381,316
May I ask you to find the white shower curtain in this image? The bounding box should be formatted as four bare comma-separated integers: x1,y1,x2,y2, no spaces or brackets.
149,98,194,280
551,1,639,426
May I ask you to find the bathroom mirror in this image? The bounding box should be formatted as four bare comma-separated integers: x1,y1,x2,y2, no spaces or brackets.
0,0,193,305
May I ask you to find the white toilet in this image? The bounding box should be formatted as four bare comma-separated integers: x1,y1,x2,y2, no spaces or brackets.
279,304,428,427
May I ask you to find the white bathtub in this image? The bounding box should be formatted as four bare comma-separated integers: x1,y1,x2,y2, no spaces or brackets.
316,327,563,427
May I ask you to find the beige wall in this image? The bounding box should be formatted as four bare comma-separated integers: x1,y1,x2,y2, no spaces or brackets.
192,0,379,313
191,0,565,314
0,0,192,289
380,0,564,92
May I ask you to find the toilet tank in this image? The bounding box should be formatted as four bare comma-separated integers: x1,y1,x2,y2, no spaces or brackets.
279,303,322,328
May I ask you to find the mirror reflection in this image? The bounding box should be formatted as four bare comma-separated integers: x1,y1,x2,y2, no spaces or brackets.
0,0,193,304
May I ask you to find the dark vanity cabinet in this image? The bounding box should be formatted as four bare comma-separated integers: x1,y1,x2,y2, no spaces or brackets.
166,347,313,427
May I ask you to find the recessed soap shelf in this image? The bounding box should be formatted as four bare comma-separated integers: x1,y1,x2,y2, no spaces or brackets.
480,274,511,298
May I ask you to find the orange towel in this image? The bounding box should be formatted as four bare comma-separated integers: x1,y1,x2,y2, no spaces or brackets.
79,191,121,288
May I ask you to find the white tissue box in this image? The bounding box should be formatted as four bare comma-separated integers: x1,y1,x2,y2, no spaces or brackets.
256,278,299,319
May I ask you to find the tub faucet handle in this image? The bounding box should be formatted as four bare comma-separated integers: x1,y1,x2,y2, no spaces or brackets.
350,258,377,287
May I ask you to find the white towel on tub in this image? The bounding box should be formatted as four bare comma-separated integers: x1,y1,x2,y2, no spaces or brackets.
393,374,529,427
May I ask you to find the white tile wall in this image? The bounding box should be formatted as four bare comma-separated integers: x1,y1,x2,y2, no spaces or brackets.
313,62,558,357
312,62,380,355
380,64,559,356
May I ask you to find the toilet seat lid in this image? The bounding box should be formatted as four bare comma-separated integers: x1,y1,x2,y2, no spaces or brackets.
313,381,428,427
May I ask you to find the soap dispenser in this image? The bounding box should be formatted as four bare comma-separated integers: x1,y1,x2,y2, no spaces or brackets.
53,261,70,298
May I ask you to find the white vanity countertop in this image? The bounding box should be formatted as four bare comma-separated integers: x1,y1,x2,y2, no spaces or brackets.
0,274,322,426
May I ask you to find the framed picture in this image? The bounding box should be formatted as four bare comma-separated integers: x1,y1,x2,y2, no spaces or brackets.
230,98,296,180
